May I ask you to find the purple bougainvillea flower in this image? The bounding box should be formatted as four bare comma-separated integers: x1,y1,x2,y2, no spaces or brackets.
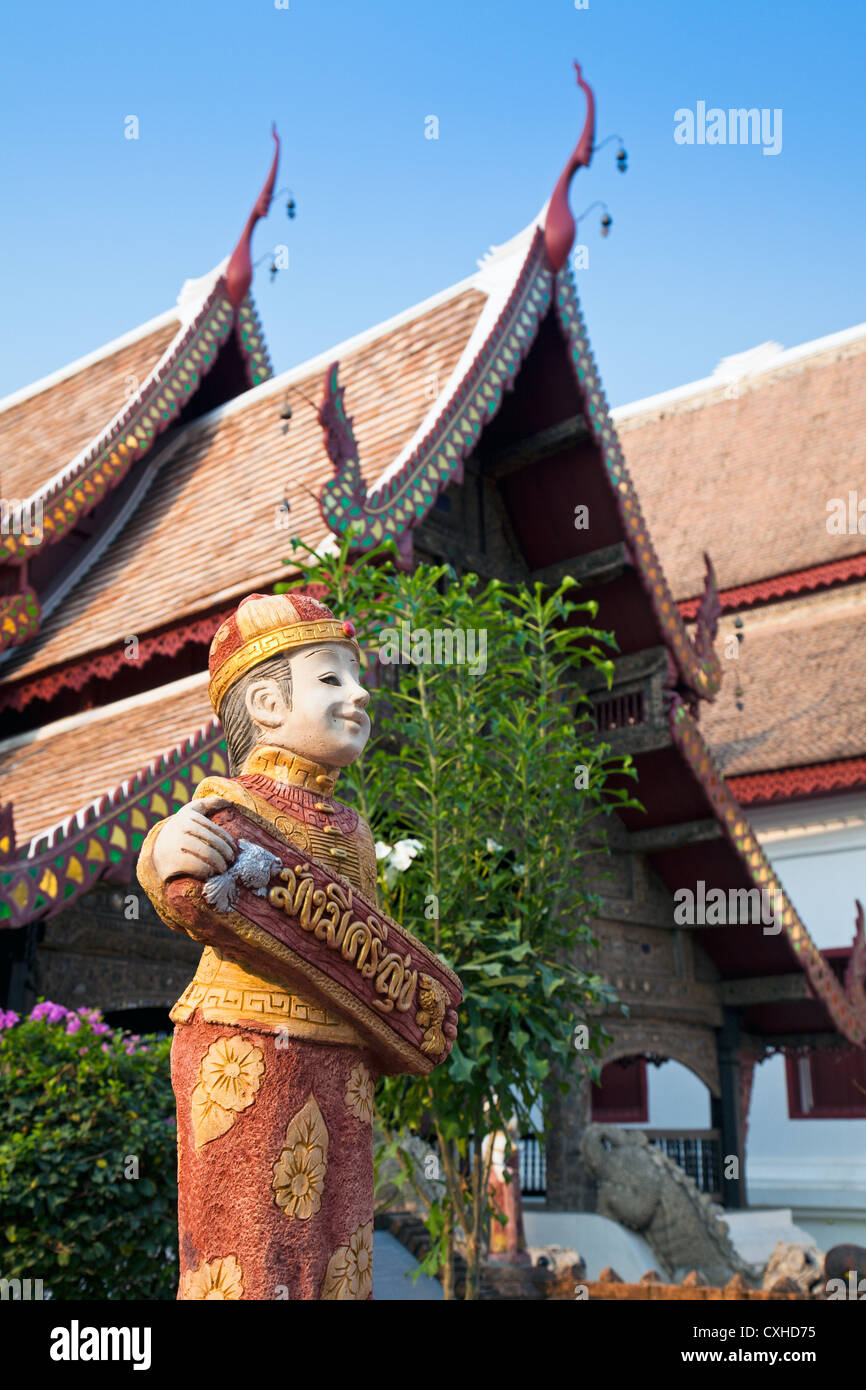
91,1022,110,1036
65,1017,82,1035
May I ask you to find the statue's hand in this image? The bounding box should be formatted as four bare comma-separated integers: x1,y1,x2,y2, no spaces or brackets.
441,1008,459,1055
151,796,237,884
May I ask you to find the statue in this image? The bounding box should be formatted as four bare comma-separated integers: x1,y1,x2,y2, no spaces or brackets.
484,1115,531,1266
137,592,461,1300
580,1123,754,1287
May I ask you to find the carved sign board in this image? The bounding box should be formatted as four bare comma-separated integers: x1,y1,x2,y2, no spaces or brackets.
163,805,462,1077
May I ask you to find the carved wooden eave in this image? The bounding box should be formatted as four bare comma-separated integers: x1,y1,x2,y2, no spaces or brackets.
667,698,866,1047
0,718,227,928
0,289,269,658
0,602,237,715
310,68,864,1051
317,225,721,706
309,230,866,1041
314,63,713,704
0,134,280,658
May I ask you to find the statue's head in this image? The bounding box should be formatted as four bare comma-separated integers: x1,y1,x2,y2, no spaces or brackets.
208,593,370,774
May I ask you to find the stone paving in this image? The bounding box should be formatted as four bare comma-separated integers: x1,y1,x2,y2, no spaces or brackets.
373,1230,442,1300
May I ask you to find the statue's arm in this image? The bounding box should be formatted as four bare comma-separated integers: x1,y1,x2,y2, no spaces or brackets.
136,792,237,931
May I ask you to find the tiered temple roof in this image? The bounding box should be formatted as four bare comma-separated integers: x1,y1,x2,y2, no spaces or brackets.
0,285,485,690
1,97,864,1052
616,326,866,803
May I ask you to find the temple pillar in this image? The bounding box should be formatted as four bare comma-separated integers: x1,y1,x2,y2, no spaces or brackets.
545,1061,596,1211
712,1009,747,1209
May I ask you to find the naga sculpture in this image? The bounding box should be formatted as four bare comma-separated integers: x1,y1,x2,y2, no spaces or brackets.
581,1123,754,1287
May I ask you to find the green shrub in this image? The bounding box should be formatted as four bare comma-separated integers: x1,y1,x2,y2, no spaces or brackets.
0,1003,177,1300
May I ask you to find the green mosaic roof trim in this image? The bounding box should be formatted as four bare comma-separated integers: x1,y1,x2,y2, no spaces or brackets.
670,698,866,1047
237,293,273,387
0,720,227,930
319,227,554,552
0,291,238,570
0,587,40,651
555,269,723,704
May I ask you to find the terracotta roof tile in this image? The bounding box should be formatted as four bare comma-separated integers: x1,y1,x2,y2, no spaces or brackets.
0,678,213,845
0,319,181,501
700,588,865,775
617,336,866,600
4,287,486,681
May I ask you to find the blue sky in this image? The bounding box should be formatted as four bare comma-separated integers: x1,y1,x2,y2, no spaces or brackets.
0,0,863,407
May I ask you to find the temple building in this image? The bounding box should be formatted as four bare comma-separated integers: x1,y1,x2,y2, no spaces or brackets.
1,92,864,1245
613,329,866,1244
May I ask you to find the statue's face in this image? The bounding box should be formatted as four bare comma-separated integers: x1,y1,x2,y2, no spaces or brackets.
244,642,370,768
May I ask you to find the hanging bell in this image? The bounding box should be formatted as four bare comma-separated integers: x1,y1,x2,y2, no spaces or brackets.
600,212,612,237
286,198,296,219
616,147,628,173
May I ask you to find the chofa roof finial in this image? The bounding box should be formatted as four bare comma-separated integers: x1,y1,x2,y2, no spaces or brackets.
225,123,281,309
543,62,596,272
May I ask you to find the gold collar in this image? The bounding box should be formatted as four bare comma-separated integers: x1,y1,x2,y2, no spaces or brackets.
241,745,339,796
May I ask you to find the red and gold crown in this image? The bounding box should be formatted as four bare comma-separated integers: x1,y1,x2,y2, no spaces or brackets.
208,592,359,715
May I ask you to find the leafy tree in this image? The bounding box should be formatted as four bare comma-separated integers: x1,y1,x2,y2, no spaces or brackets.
0,1004,176,1299
278,534,636,1299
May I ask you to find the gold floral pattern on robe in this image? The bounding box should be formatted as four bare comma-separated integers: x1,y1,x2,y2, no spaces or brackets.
272,1093,328,1220
344,1060,374,1124
191,1035,265,1149
320,1221,374,1300
181,1255,244,1300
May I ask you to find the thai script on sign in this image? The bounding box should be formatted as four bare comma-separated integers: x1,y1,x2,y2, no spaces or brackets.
268,863,418,1014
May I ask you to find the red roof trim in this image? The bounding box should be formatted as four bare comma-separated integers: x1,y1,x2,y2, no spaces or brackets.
678,552,866,619
0,603,237,714
728,758,866,806
669,698,866,1047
